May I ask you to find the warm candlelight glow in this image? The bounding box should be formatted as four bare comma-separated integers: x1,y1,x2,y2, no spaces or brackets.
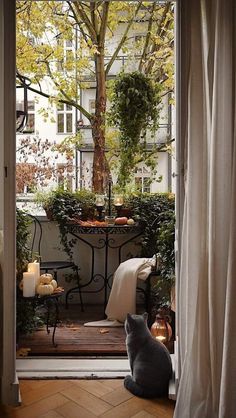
150,313,172,344
95,195,105,207
156,335,166,342
114,195,123,206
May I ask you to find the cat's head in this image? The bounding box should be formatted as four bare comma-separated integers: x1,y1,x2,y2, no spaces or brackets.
125,312,148,335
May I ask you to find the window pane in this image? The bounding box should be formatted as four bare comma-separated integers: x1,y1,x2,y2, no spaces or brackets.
57,102,64,111
66,104,72,111
66,39,72,47
57,114,64,133
66,113,72,132
28,101,35,111
24,114,35,133
135,177,142,192
89,99,96,115
57,60,64,72
143,177,151,193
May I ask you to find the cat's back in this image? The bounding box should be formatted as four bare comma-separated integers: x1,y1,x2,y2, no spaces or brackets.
124,312,172,398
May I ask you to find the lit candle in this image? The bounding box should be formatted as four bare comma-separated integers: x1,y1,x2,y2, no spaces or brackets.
156,335,166,342
23,272,36,297
28,261,40,288
114,195,123,207
95,195,105,207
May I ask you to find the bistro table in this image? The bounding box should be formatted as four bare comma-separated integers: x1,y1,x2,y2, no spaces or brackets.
19,290,64,347
65,223,143,313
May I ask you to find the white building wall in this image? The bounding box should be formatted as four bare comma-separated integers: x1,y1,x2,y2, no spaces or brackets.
16,12,175,196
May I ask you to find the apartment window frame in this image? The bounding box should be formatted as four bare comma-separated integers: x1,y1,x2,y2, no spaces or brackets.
56,37,74,73
57,103,73,134
134,165,151,193
16,100,35,134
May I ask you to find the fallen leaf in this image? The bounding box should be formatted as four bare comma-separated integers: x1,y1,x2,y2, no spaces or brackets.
16,348,31,357
99,328,109,334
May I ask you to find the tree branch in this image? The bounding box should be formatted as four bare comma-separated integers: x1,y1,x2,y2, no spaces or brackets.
139,2,156,72
73,1,97,43
105,2,142,76
99,2,110,46
90,2,99,36
17,75,92,121
145,3,172,75
66,2,92,49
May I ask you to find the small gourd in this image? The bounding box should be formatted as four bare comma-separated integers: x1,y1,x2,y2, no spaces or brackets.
39,273,53,284
37,283,54,296
50,279,58,290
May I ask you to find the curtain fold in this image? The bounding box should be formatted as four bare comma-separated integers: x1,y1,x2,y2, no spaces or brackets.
174,1,236,417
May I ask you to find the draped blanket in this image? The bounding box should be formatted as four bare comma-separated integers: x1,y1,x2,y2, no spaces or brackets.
84,256,157,327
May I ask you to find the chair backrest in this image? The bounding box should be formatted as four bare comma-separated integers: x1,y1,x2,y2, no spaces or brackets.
27,213,43,262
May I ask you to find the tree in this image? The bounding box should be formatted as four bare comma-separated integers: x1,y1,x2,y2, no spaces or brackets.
16,1,174,193
16,136,74,193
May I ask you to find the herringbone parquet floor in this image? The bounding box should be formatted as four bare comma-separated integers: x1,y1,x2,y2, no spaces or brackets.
0,379,175,418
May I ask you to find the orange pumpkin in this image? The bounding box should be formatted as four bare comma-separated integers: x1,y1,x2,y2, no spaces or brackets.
114,217,128,225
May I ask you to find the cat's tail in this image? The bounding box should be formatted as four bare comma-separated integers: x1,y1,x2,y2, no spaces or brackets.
124,375,168,399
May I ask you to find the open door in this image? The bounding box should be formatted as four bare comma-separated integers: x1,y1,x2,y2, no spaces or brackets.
0,0,19,406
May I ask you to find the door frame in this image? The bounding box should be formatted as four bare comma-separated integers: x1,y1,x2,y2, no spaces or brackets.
0,0,182,405
0,0,19,406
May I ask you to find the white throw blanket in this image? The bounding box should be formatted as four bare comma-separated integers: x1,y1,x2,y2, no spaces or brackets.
84,256,157,327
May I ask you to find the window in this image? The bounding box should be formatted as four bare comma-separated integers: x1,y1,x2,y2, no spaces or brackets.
57,103,73,134
89,99,96,115
57,163,73,190
134,166,151,193
56,38,73,72
16,100,35,134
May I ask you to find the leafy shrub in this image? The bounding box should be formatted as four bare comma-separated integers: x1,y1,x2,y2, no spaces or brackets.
16,209,43,336
127,193,175,307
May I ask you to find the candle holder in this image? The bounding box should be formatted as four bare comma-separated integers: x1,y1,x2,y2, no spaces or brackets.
95,195,105,221
150,312,172,344
114,194,123,217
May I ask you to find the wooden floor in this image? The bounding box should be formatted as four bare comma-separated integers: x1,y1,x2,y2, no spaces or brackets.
1,379,175,418
18,304,127,356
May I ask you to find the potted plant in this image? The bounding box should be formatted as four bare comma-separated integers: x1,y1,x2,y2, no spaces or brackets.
109,72,161,188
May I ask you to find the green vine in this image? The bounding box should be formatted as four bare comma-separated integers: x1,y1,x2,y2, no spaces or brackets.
109,72,161,187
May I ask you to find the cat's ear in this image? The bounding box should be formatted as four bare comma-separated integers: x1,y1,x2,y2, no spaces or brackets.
127,313,132,322
143,312,148,322
126,313,134,324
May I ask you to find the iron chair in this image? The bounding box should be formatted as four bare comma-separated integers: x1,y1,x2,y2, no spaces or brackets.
27,213,84,311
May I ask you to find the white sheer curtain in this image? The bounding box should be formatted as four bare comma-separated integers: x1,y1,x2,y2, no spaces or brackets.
174,0,236,417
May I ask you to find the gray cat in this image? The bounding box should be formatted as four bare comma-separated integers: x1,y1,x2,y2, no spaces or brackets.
124,312,173,398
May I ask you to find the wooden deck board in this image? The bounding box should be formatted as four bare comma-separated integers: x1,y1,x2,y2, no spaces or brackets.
17,304,127,356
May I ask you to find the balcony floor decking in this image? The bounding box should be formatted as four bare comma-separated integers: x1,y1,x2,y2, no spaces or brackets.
17,304,127,356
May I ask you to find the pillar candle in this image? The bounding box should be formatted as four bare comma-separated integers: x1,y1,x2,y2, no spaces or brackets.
23,272,35,297
28,261,40,288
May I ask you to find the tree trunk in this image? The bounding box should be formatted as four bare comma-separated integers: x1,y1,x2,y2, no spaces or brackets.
92,46,109,194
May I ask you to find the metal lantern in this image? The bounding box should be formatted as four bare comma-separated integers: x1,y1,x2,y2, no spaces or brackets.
150,312,172,344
